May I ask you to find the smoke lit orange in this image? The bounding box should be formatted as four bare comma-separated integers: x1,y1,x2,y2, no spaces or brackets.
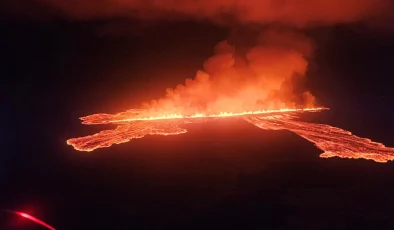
67,28,394,163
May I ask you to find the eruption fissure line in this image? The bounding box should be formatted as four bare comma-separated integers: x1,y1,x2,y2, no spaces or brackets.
107,108,326,123
65,19,393,162
67,108,394,163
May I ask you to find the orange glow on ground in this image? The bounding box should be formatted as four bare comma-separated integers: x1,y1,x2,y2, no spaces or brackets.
67,107,394,163
245,115,394,163
67,107,324,151
79,107,326,125
108,108,325,123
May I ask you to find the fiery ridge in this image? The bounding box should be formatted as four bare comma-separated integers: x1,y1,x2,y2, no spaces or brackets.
82,107,327,124
67,107,394,163
67,108,324,151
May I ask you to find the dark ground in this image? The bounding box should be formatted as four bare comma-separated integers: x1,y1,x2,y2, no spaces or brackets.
1,20,394,229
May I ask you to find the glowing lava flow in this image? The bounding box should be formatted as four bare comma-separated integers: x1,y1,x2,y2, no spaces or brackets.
68,119,191,151
67,108,324,151
67,107,394,163
79,107,325,124
245,115,394,163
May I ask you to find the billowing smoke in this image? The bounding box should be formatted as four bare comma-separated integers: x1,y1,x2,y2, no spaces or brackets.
142,28,315,115
34,0,390,27
7,0,390,115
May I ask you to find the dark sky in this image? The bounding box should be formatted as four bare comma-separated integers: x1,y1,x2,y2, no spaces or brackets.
1,5,394,230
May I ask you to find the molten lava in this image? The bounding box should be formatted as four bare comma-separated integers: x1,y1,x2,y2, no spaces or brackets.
245,115,394,163
67,108,324,151
67,108,394,163
79,108,323,124
66,28,392,163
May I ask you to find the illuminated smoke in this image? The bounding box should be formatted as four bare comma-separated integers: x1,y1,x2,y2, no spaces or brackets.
5,0,391,117
139,28,315,116
9,1,390,114
15,0,389,162
27,0,390,27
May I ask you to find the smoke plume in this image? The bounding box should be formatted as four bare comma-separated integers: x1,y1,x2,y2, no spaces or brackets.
141,28,315,115
6,0,390,115
33,0,390,27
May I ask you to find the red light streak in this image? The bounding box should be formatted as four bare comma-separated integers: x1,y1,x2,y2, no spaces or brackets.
16,212,56,230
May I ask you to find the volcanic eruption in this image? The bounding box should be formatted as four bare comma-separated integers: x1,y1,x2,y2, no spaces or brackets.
61,0,394,162
66,36,394,163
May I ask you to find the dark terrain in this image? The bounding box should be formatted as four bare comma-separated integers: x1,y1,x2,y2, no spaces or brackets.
1,21,394,229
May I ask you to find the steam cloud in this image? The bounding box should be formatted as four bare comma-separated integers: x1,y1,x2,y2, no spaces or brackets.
9,0,391,115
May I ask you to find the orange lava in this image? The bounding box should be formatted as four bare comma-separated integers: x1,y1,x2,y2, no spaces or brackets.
79,107,326,124
67,119,190,151
245,115,394,163
67,108,324,151
67,108,394,163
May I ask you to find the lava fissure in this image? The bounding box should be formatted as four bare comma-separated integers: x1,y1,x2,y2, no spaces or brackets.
67,109,394,163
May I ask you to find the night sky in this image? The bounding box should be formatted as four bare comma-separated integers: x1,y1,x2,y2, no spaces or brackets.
1,2,394,229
